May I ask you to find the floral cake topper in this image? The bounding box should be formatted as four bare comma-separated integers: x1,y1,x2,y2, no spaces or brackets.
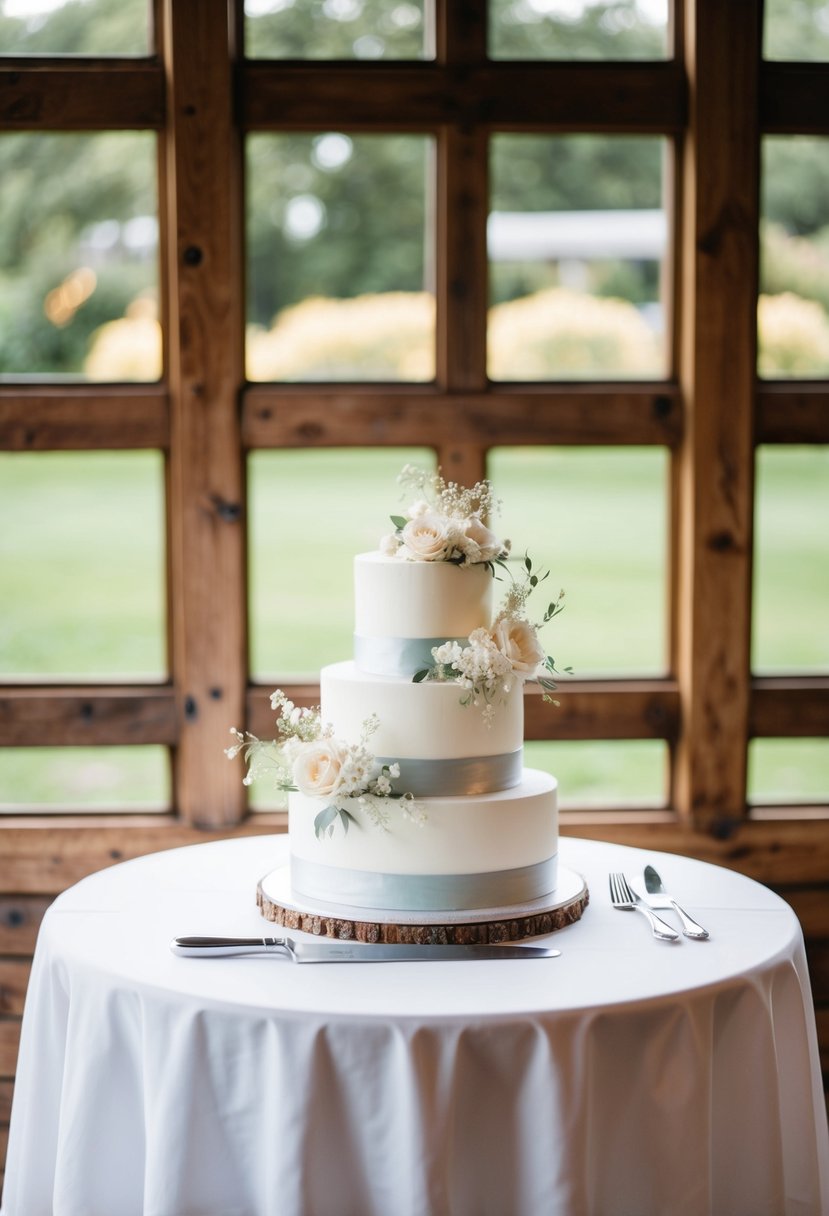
226,692,425,839
416,553,570,725
380,464,511,567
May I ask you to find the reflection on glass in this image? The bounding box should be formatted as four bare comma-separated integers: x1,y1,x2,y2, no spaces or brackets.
0,747,169,810
247,133,434,381
759,137,829,378
0,133,159,382
753,447,829,674
245,0,431,59
488,447,667,674
748,739,829,806
763,0,829,62
0,453,166,678
0,0,151,56
488,134,666,380
249,448,435,678
488,0,668,60
525,740,666,806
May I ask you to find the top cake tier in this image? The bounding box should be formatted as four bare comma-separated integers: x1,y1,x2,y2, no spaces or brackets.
354,552,494,677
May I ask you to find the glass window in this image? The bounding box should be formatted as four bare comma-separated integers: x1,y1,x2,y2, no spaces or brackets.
759,137,829,378
0,0,151,56
748,739,829,806
248,447,435,678
525,739,666,806
488,134,666,380
752,447,829,674
488,0,669,61
0,133,159,383
0,746,169,811
245,0,432,59
0,453,166,679
246,133,434,382
488,447,667,675
763,0,829,62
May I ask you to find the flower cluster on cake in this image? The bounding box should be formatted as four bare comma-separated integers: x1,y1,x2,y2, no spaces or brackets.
229,465,565,918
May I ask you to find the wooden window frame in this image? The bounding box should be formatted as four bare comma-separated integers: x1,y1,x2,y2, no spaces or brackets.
0,0,827,883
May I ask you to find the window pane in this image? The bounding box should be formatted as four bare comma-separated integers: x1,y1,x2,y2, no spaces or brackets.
752,447,829,674
526,740,666,806
0,746,169,811
488,447,667,675
248,448,435,678
488,0,669,60
763,0,829,62
760,137,829,379
247,133,434,382
0,133,159,382
0,0,151,55
489,135,666,380
245,0,431,59
0,453,166,679
748,739,829,806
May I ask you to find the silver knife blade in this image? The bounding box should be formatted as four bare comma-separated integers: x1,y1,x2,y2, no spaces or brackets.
171,935,561,962
642,867,709,939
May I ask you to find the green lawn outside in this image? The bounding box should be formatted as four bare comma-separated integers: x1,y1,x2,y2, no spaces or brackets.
1,445,826,807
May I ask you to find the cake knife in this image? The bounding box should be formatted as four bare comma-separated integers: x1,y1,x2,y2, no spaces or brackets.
170,935,560,962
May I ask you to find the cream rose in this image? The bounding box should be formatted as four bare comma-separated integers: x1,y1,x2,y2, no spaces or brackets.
491,617,546,675
292,739,347,799
462,515,503,562
401,510,453,560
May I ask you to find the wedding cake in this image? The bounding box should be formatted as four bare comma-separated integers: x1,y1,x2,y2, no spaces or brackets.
231,465,565,918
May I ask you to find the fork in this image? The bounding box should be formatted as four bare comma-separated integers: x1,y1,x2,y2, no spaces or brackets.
609,872,680,942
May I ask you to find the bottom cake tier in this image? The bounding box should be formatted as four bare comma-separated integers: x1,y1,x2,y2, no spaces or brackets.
288,768,558,913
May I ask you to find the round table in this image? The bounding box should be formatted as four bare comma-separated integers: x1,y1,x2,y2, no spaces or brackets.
3,835,828,1216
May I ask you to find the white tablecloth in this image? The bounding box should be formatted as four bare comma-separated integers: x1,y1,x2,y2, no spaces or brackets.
3,836,828,1216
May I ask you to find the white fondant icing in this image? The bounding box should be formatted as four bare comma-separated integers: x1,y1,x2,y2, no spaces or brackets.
289,769,558,880
321,660,524,767
354,552,493,643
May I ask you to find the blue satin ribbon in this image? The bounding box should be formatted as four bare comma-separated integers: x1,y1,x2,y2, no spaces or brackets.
290,854,558,912
354,634,466,677
377,751,522,797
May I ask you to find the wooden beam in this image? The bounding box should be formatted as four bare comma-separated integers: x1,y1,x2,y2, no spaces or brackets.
0,387,169,451
242,385,682,448
755,383,829,444
0,688,177,747
673,0,760,828
0,62,164,128
760,62,829,135
241,61,686,132
162,0,247,826
526,680,680,741
750,677,829,738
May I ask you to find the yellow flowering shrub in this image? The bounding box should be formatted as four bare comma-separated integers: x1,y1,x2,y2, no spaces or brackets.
758,292,829,377
84,295,162,382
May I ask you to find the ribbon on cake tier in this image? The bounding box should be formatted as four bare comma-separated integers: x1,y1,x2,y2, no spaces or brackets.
354,634,467,678
378,751,522,797
290,854,558,912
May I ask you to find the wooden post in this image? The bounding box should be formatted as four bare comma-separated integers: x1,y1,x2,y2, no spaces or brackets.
672,0,761,830
161,0,247,826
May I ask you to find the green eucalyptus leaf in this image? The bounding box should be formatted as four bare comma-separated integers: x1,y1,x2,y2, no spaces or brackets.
390,514,407,530
313,804,339,839
412,668,430,683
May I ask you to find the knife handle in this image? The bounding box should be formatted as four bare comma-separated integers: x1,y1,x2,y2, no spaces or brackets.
669,902,710,940
170,936,290,957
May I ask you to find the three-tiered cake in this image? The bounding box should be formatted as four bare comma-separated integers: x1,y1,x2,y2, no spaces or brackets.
235,466,587,938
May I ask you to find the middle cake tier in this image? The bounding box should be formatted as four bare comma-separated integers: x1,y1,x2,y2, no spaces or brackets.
321,660,524,797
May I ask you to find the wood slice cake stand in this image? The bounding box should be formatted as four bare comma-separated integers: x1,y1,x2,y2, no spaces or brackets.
257,864,589,945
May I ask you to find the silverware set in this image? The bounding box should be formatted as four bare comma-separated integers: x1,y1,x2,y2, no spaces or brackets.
609,865,709,942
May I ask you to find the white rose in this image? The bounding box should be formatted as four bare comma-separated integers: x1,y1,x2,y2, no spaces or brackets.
462,515,504,562
491,617,546,675
292,739,347,798
401,510,453,561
